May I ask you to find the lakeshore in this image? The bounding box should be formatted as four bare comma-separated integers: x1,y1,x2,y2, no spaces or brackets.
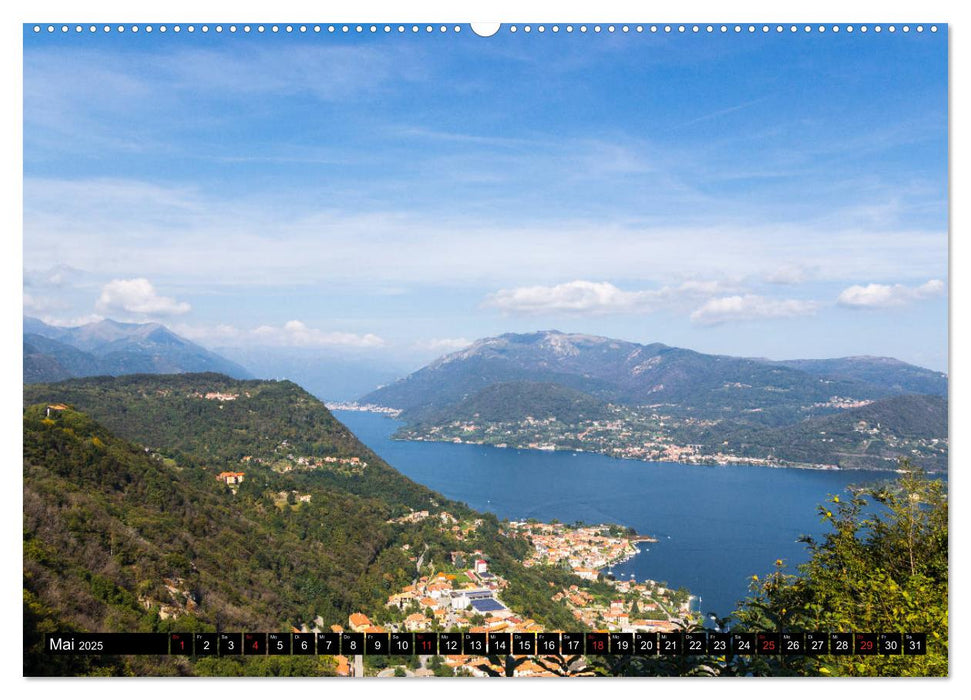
398,432,859,472
334,409,899,619
333,403,918,473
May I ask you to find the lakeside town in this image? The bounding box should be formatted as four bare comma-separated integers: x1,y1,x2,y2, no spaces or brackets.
301,515,694,677
326,401,403,418
332,402,855,470
383,404,946,472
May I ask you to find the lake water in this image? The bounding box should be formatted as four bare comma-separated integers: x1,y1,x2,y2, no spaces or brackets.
336,410,899,620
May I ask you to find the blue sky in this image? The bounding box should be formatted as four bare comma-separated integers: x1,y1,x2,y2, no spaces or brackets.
22,24,949,371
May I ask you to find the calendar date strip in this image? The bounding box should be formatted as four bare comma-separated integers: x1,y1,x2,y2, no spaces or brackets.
45,631,927,656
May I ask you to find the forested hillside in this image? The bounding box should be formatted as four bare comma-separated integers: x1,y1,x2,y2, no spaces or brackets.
23,374,589,675
24,373,439,512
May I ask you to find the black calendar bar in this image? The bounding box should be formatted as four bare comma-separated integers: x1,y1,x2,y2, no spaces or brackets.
45,633,169,655
43,631,927,656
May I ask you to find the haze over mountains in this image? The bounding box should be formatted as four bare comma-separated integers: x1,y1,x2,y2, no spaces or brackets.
217,345,408,404
24,317,251,383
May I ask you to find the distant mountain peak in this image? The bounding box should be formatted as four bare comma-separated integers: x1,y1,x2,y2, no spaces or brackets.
23,316,251,383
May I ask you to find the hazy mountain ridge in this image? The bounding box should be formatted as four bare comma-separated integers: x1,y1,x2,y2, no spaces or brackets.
771,357,948,397
23,317,252,383
217,345,408,403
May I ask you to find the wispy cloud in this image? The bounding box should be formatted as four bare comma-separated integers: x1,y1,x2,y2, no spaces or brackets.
24,177,948,293
175,320,386,349
485,281,652,315
669,97,771,131
23,293,69,315
24,264,86,289
24,43,426,161
34,313,106,328
765,263,814,285
412,337,472,353
837,279,945,309
253,320,386,348
690,295,819,326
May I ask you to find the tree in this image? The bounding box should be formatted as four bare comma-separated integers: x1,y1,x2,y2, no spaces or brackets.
731,460,947,677
596,461,947,678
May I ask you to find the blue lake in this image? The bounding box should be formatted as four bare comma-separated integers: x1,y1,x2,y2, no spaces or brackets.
336,410,899,620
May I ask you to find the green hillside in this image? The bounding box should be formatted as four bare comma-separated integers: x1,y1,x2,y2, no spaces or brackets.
774,357,948,397
23,373,438,513
713,394,948,471
416,381,611,426
23,374,587,675
23,404,360,675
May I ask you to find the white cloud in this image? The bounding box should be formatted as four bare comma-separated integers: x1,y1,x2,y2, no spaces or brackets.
485,281,651,315
95,278,191,316
413,337,472,353
690,295,819,326
837,279,945,309
483,279,741,316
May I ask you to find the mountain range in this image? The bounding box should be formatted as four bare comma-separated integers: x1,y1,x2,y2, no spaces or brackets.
23,317,251,383
362,330,948,471
363,330,947,424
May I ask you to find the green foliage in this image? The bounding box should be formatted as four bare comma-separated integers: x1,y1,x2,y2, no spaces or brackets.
416,381,611,427
21,375,593,675
192,656,336,676
594,461,947,677
711,394,948,471
24,373,447,512
729,461,947,676
22,402,419,674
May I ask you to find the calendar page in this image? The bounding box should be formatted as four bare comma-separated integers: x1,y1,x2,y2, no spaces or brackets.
22,17,948,679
